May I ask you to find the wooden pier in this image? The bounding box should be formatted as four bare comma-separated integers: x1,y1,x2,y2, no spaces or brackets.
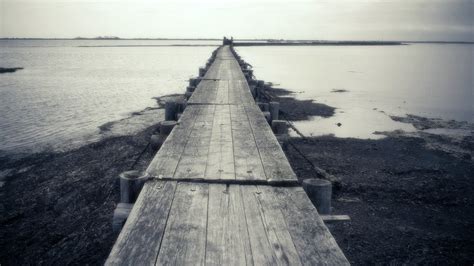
106,45,349,265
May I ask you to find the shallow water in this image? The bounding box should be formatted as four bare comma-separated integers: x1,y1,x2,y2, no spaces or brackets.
1,41,472,154
0,40,218,153
237,44,473,139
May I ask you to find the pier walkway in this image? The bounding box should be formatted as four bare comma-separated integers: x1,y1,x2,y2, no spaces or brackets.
106,46,349,265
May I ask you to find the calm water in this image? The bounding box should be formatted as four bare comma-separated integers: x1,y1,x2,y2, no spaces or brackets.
0,40,218,153
1,41,472,154
237,44,473,138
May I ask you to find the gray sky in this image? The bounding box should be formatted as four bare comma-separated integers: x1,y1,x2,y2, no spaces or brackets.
1,0,473,41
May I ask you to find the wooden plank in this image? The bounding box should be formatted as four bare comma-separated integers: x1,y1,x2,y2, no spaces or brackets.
105,181,177,265
173,105,215,180
245,105,298,181
156,182,209,265
242,185,302,265
215,80,229,104
145,105,202,178
188,80,219,104
230,105,266,181
204,105,235,180
265,186,350,265
205,184,253,265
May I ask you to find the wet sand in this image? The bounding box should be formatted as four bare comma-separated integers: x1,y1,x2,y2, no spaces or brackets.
0,90,473,264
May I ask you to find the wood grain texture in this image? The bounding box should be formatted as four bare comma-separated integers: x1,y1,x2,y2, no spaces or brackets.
265,186,350,265
155,183,209,265
105,181,177,266
205,184,253,265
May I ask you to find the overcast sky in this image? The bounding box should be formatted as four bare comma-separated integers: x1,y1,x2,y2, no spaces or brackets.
1,0,473,41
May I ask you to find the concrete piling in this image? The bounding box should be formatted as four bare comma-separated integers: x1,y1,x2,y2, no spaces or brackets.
151,120,177,149
185,91,193,100
189,77,202,87
199,67,206,77
186,86,196,93
160,120,177,135
302,179,332,215
119,170,148,204
150,134,166,149
165,101,178,121
269,102,280,121
257,102,269,112
271,120,288,134
112,203,133,232
263,111,271,123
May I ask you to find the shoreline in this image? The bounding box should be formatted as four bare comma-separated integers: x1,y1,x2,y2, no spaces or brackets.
0,89,473,264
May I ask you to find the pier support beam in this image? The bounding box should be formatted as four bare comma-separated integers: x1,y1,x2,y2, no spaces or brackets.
302,178,332,215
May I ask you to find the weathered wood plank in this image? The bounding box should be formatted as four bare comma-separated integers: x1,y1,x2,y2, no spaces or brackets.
173,105,215,180
245,105,298,181
241,185,303,265
205,105,235,180
205,184,253,265
146,105,202,178
105,181,177,265
264,186,350,265
155,183,209,265
230,105,266,181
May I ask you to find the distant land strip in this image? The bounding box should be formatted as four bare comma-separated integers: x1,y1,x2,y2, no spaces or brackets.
233,41,405,46
77,44,220,47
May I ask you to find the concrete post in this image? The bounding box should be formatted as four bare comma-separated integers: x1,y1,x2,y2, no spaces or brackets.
189,77,202,87
112,203,133,232
150,134,166,149
186,86,196,93
249,85,257,99
269,102,280,121
119,170,148,204
199,67,206,77
165,101,178,121
271,120,288,134
302,178,332,215
185,91,193,100
263,111,271,123
160,121,177,135
257,102,269,112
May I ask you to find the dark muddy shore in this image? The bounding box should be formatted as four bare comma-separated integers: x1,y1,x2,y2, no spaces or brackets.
265,86,474,265
0,95,180,265
0,88,473,264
